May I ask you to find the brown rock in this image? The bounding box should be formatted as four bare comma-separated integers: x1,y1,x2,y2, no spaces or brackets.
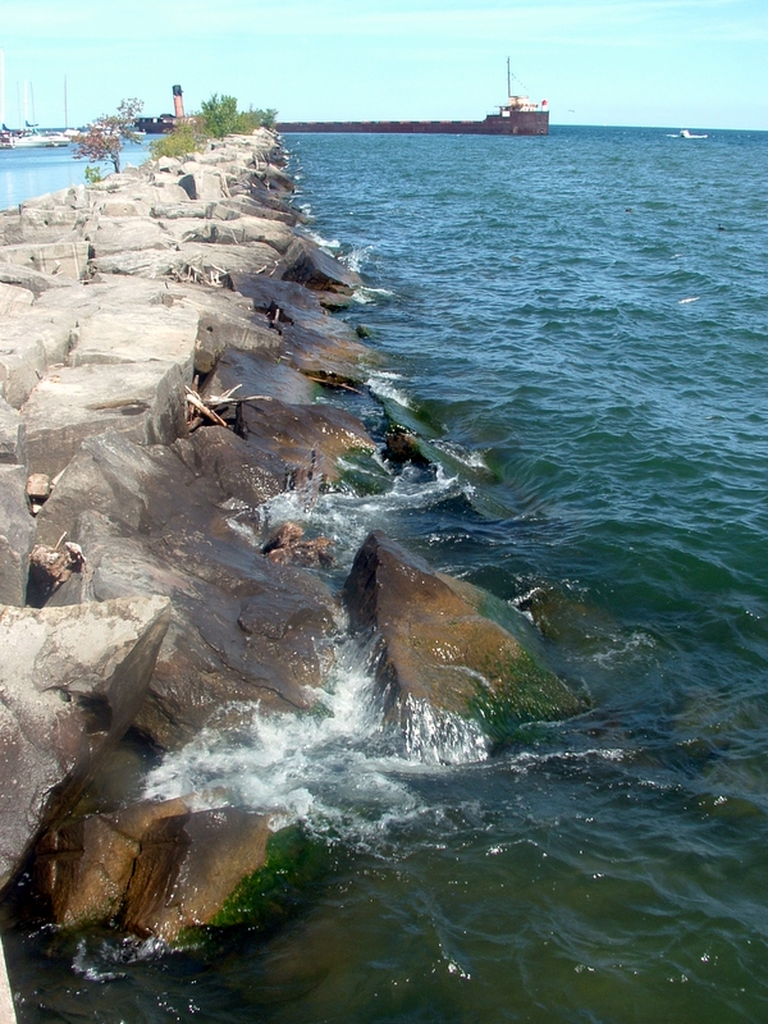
342,531,586,742
31,799,272,943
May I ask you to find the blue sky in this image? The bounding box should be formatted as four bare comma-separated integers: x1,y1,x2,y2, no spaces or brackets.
1,0,766,130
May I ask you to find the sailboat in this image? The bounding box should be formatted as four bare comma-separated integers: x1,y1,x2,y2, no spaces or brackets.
0,72,71,148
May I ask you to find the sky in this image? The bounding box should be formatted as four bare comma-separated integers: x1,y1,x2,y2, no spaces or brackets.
0,0,766,131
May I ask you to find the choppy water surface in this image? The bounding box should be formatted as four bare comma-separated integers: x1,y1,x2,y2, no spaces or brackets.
6,126,768,1022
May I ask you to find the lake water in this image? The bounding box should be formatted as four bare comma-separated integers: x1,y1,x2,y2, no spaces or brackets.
0,140,149,210
4,125,768,1022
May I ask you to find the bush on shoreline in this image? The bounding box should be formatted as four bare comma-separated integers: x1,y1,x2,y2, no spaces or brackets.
148,94,278,160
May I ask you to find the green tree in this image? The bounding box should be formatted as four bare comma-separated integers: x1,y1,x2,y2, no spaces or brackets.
73,98,144,175
199,94,240,138
198,94,278,138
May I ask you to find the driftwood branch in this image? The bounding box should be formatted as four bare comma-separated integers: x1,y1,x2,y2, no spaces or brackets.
185,385,276,432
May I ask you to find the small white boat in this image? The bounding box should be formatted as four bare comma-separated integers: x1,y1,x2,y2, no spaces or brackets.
10,129,70,148
679,129,708,139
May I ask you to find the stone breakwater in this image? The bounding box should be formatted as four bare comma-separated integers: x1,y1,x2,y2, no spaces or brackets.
0,130,585,977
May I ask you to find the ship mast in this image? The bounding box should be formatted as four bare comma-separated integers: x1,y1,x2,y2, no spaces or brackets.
507,57,511,100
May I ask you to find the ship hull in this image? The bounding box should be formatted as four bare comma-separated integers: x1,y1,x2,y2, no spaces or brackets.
276,111,548,136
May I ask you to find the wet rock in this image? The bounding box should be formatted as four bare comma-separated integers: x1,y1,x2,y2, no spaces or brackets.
31,800,271,941
239,397,375,494
33,432,342,748
280,238,360,293
383,425,431,468
186,425,286,507
202,346,315,408
0,595,171,893
262,522,334,568
342,531,586,744
31,805,323,944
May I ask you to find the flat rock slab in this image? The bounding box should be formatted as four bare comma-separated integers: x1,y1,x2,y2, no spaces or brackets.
21,361,187,478
0,241,90,281
0,595,171,893
69,302,199,375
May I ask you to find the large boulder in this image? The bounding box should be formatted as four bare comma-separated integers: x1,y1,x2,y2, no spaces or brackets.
31,804,323,944
0,464,35,607
0,595,172,893
21,361,188,479
280,238,360,293
33,431,342,749
342,531,586,745
31,800,271,941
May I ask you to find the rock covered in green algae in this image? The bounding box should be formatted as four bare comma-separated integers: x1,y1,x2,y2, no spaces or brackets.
342,530,587,746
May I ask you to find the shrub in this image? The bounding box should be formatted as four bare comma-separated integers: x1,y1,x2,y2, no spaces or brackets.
199,94,278,138
199,94,240,138
148,122,207,160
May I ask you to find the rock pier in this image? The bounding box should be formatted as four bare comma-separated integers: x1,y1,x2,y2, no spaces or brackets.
0,129,585,1010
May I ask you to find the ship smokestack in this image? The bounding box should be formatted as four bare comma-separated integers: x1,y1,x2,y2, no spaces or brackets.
172,85,184,119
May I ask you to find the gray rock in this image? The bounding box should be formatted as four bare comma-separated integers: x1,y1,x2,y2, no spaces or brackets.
177,215,294,254
0,282,34,315
0,333,47,411
0,397,27,465
0,594,172,893
178,167,229,202
0,464,35,606
87,217,176,256
0,240,90,280
21,361,188,479
68,302,199,375
0,263,78,298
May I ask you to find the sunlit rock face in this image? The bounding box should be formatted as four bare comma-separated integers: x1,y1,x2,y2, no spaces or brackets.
343,530,586,744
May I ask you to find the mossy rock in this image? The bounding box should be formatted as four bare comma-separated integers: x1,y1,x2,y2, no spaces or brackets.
205,825,330,933
343,531,588,747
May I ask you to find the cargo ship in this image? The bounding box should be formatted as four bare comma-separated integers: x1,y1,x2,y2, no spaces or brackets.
276,62,548,137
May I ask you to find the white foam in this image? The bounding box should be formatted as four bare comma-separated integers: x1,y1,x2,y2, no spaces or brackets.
366,370,414,409
144,634,491,842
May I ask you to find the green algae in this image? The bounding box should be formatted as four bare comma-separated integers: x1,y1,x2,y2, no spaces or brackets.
468,646,588,748
335,450,392,495
206,825,330,933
